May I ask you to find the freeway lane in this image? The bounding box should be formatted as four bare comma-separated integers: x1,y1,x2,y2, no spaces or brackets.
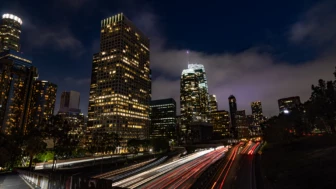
209,143,243,189
113,147,227,189
143,147,226,189
230,142,261,189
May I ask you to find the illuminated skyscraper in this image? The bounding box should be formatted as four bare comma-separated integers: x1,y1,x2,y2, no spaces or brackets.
0,50,38,134
180,64,210,134
29,80,57,127
228,95,237,137
251,101,263,126
211,110,230,139
150,98,176,139
0,14,22,52
236,110,250,138
88,13,151,149
209,94,218,112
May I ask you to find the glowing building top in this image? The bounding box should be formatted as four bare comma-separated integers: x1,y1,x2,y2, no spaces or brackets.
2,14,22,25
0,13,22,52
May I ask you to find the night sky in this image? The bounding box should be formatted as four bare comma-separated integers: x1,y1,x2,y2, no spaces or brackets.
1,0,336,117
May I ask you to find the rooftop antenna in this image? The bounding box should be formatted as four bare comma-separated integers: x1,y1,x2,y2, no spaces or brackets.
187,50,190,65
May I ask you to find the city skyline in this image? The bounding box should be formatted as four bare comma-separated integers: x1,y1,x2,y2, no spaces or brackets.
1,0,336,116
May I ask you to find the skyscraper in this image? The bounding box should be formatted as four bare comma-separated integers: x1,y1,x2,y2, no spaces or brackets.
228,95,237,137
150,98,176,139
236,110,249,138
0,14,22,52
278,96,301,113
29,80,57,127
209,94,218,112
59,91,81,113
88,13,151,150
251,101,263,126
180,64,210,134
211,110,230,139
0,50,38,134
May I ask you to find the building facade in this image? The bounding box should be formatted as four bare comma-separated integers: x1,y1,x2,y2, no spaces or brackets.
236,110,250,139
0,14,22,52
211,110,230,139
28,80,57,128
278,96,301,113
59,91,81,113
180,64,210,134
251,101,263,126
0,50,38,133
209,94,218,112
228,95,237,137
150,98,176,139
88,13,151,150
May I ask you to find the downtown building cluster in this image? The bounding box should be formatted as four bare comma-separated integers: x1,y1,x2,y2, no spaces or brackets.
0,14,57,134
0,14,85,135
0,12,305,151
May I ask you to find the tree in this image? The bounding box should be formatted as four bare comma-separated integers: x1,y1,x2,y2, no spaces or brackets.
24,136,46,170
127,139,141,154
309,70,336,133
43,115,80,171
150,138,169,153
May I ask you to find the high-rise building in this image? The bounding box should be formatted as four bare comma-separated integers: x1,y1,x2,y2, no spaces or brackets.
28,80,57,127
88,13,151,150
59,91,81,113
180,64,210,134
236,110,249,138
228,95,237,137
211,110,230,139
0,50,38,134
209,94,218,112
150,98,176,139
251,101,263,126
0,14,22,52
278,96,301,113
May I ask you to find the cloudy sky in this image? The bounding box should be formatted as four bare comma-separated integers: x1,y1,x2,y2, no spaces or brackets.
1,0,336,117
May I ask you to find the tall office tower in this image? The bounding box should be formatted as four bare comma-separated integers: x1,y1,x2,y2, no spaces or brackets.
28,80,57,127
209,94,218,112
251,101,263,126
59,91,81,113
278,96,301,113
0,14,22,52
88,13,151,149
211,110,230,139
236,110,249,138
228,95,237,137
180,64,210,134
150,98,176,139
0,50,38,134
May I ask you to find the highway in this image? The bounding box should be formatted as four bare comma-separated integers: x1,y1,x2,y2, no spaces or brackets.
204,141,261,189
113,146,227,189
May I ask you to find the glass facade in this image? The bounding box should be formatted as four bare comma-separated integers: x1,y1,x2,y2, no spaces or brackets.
28,80,57,128
0,14,22,52
150,98,176,139
180,64,210,134
88,13,151,149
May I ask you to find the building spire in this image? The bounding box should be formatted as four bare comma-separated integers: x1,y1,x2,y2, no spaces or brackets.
187,50,190,65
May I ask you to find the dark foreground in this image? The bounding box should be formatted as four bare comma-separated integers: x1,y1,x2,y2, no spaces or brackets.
262,134,336,189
